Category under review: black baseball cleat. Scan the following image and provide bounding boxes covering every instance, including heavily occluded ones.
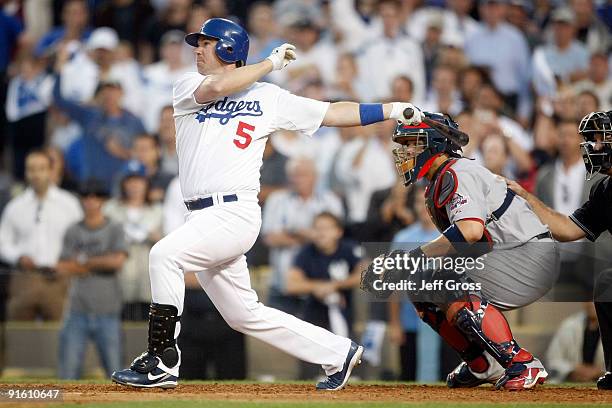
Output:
[447,362,489,388]
[597,372,612,390]
[316,341,364,391]
[112,352,178,389]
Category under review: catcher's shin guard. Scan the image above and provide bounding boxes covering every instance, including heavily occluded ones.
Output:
[415,302,490,374]
[446,296,535,388]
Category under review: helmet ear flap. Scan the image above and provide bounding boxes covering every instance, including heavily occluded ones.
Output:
[215,37,236,62]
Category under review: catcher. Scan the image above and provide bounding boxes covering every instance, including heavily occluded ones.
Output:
[362,112,560,390]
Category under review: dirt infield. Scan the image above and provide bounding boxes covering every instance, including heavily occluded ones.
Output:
[3,383,612,405]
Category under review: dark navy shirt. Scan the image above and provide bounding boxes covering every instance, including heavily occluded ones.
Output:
[293,240,362,330]
[0,12,23,72]
[53,74,146,190]
[570,176,612,242]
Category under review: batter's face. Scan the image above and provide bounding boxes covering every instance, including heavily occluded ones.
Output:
[194,37,224,75]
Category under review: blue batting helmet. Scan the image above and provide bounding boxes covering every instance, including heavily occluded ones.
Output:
[185,18,249,67]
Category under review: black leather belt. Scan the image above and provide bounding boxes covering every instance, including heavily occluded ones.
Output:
[533,231,552,240]
[184,194,238,211]
[487,189,516,224]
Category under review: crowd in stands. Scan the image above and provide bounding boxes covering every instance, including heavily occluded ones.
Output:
[0,0,611,381]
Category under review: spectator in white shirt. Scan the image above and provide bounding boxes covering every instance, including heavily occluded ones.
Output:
[334,120,397,224]
[481,133,510,176]
[535,119,592,274]
[273,17,338,91]
[422,64,463,116]
[576,89,600,121]
[532,8,590,99]
[357,0,426,103]
[330,0,383,53]
[141,30,190,133]
[391,75,415,104]
[328,53,368,102]
[464,0,531,123]
[60,27,144,117]
[408,0,478,47]
[467,83,534,178]
[246,2,285,64]
[575,53,612,111]
[262,157,344,316]
[570,0,612,53]
[0,150,82,320]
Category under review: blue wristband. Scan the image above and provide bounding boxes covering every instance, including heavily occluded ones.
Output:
[359,103,384,126]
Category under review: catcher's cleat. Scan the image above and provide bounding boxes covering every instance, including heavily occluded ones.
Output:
[316,341,364,391]
[495,358,548,390]
[111,352,178,389]
[597,372,612,390]
[447,353,505,388]
[447,362,488,388]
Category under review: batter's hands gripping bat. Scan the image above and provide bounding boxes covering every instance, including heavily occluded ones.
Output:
[402,108,470,147]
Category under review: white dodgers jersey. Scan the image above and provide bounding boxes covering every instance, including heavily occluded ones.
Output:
[173,72,330,200]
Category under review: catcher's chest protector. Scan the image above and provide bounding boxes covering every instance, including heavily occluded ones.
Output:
[425,158,493,249]
[425,158,459,232]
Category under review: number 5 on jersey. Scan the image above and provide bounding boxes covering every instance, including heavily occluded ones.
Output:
[234,121,254,149]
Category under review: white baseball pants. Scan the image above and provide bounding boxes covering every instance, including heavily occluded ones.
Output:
[149,191,351,376]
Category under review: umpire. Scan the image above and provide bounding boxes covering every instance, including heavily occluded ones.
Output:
[508,110,612,389]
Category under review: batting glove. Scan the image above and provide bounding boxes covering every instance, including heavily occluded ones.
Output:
[267,43,297,71]
[390,102,423,126]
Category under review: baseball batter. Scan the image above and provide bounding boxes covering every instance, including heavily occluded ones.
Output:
[361,113,560,390]
[111,18,423,390]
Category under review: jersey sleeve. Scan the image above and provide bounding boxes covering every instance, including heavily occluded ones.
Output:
[172,72,207,116]
[271,89,330,137]
[569,178,609,242]
[445,170,488,225]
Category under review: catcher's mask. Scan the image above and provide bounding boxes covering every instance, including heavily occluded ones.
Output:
[578,111,612,180]
[392,112,462,186]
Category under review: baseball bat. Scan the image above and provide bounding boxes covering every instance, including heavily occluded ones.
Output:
[402,108,470,147]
